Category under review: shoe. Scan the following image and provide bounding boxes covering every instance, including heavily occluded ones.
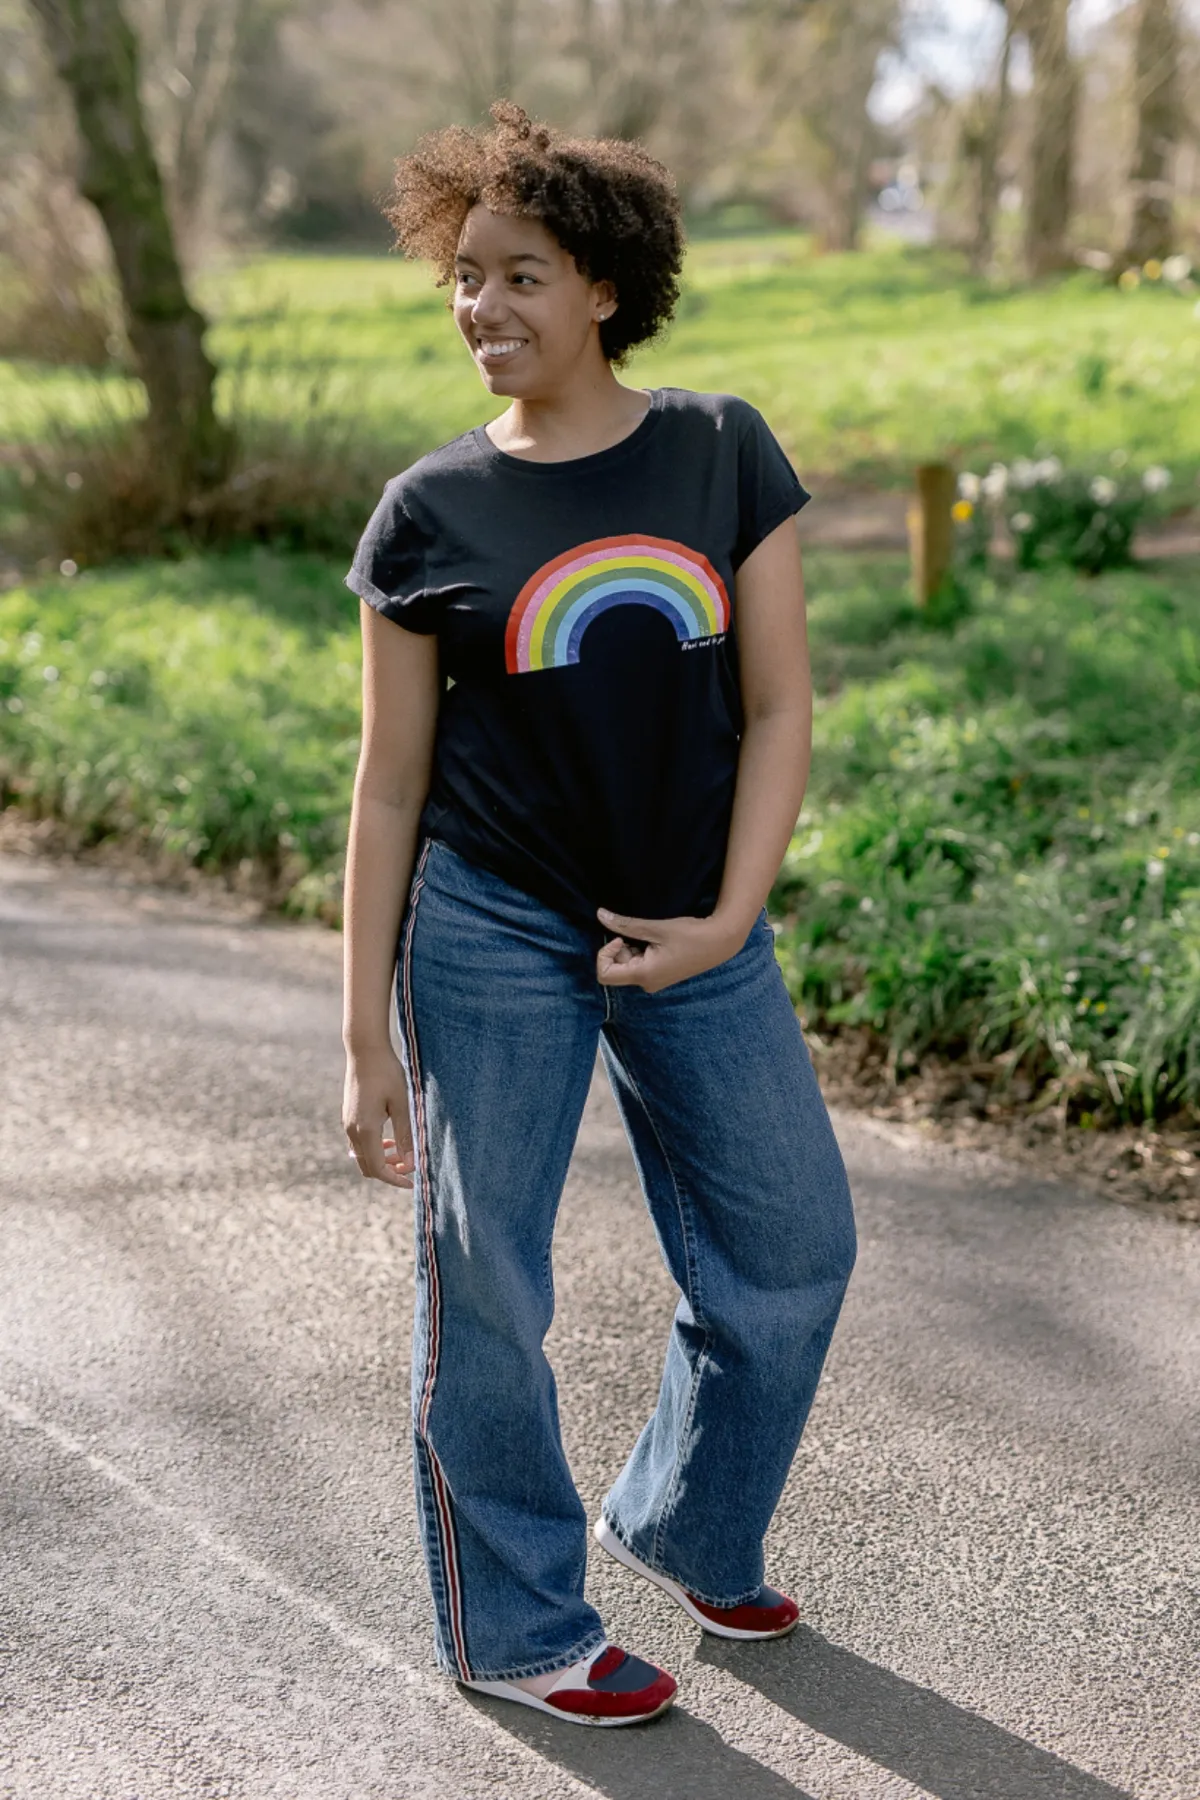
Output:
[594,1517,800,1641]
[462,1641,677,1726]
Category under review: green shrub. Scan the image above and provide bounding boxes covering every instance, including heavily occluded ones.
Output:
[778,556,1200,1122]
[0,552,361,919]
[956,457,1174,576]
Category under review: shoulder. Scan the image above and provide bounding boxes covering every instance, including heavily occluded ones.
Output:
[654,386,767,439]
[381,427,490,521]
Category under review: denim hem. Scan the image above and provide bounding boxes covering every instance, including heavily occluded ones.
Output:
[600,1508,766,1611]
[444,1628,609,1685]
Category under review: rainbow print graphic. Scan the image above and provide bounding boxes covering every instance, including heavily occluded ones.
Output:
[505,534,730,675]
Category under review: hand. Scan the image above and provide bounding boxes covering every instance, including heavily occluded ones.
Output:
[343,1045,416,1188]
[596,908,744,994]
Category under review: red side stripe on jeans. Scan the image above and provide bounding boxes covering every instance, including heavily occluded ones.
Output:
[400,842,471,1681]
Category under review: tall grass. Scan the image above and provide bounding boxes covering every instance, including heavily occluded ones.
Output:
[779,554,1200,1121]
[0,352,415,569]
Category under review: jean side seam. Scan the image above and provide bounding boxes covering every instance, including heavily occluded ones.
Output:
[607,1032,712,1570]
[454,1629,609,1685]
[400,840,472,1684]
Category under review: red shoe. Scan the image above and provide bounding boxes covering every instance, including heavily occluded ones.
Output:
[594,1518,800,1641]
[463,1641,677,1726]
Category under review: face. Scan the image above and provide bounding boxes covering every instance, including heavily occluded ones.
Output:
[452,205,616,397]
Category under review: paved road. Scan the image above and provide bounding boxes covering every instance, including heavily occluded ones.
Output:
[2,854,1198,1800]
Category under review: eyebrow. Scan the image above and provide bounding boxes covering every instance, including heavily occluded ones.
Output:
[454,251,553,268]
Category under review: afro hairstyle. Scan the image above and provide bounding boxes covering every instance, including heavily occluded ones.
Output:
[385,101,685,366]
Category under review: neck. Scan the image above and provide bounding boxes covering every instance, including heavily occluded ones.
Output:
[490,360,650,462]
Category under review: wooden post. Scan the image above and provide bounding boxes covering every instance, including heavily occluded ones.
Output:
[908,463,957,606]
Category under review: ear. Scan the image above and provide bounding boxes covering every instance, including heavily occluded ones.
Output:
[591,279,618,323]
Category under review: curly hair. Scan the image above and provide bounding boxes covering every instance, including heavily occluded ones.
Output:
[385,101,685,366]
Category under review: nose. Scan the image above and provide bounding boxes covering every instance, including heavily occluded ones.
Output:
[469,276,510,329]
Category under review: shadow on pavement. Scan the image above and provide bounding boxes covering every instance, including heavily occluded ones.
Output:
[698,1628,1134,1800]
[460,1691,817,1799]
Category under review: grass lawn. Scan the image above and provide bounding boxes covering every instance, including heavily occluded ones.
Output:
[2,234,1199,492]
[3,545,1199,1123]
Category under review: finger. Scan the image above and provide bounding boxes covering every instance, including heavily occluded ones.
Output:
[345,1127,413,1187]
[598,962,647,988]
[596,942,640,980]
[598,937,639,969]
[597,907,660,941]
[598,946,657,987]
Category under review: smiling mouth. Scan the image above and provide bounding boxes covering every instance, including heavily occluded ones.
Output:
[476,337,528,360]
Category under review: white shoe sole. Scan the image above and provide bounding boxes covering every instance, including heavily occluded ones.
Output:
[593,1517,800,1641]
[460,1674,674,1726]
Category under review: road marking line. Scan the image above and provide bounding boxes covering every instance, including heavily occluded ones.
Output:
[0,1388,601,1796]
[0,1386,418,1672]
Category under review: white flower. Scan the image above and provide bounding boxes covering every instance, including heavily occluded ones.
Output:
[1011,457,1037,489]
[958,472,981,502]
[1011,511,1033,532]
[981,462,1008,500]
[1146,859,1166,881]
[1163,254,1192,284]
[1142,465,1172,494]
[1034,456,1063,484]
[1089,475,1118,504]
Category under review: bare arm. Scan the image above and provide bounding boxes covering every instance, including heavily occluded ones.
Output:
[712,514,811,938]
[597,516,810,989]
[342,601,440,1185]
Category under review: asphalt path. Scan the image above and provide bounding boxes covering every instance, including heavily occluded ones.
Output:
[2,854,1198,1800]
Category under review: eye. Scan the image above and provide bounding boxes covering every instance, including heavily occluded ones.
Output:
[511,273,538,286]
[455,270,480,289]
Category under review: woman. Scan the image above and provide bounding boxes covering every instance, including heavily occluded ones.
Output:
[342,101,856,1728]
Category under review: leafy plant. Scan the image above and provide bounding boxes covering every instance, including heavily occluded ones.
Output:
[955,457,1174,576]
[776,553,1200,1123]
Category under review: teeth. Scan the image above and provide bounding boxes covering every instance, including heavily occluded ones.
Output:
[478,339,525,356]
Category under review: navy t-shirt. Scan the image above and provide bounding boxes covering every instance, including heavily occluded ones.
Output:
[345,386,808,926]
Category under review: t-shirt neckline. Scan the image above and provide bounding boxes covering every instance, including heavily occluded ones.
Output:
[472,387,663,475]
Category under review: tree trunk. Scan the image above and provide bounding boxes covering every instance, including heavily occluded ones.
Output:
[971,8,1013,276]
[29,0,230,491]
[1124,0,1182,267]
[827,144,868,252]
[1020,0,1077,278]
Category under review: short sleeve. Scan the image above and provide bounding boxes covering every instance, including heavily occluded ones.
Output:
[733,404,810,569]
[344,480,439,634]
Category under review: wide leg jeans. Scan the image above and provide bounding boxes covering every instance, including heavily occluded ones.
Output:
[396,838,856,1682]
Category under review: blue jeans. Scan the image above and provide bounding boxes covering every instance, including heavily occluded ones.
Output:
[395,838,856,1682]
